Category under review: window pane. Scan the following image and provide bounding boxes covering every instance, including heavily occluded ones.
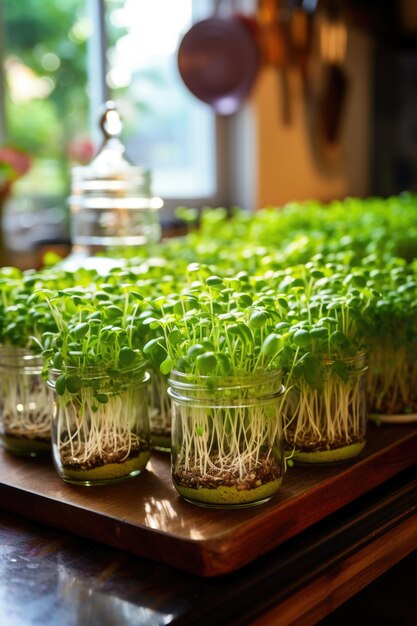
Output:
[104,0,216,200]
[2,0,90,206]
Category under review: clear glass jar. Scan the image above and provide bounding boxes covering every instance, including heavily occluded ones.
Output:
[62,102,163,273]
[148,368,171,452]
[0,346,53,457]
[366,344,417,423]
[47,363,151,485]
[168,369,285,509]
[285,352,367,463]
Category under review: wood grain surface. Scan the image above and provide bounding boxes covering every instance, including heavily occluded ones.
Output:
[250,513,417,626]
[0,422,416,577]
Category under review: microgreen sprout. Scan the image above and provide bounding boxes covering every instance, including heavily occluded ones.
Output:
[36,280,151,483]
[0,266,90,456]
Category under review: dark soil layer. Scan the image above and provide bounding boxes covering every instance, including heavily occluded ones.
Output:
[60,442,149,472]
[2,433,51,457]
[3,428,50,443]
[173,455,281,491]
[150,430,171,451]
[285,432,365,453]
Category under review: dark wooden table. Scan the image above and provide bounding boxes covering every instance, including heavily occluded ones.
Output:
[1,434,417,625]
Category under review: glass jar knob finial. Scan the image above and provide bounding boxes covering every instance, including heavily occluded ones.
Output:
[61,99,162,272]
[99,101,123,140]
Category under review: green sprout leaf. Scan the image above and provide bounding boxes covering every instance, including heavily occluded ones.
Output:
[332,359,349,382]
[249,309,269,328]
[66,374,82,393]
[55,375,67,396]
[195,352,217,374]
[310,327,328,340]
[330,330,349,347]
[160,357,174,376]
[206,275,223,287]
[167,330,182,345]
[261,333,282,357]
[293,329,311,348]
[73,322,89,339]
[119,346,136,367]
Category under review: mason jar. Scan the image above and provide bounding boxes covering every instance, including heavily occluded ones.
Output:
[69,167,162,252]
[285,351,367,463]
[148,368,172,452]
[366,345,417,423]
[0,346,53,457]
[47,363,151,485]
[168,369,285,508]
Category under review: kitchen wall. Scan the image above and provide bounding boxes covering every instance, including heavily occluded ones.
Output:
[239,26,374,209]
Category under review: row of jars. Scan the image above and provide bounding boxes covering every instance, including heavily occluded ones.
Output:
[0,346,371,508]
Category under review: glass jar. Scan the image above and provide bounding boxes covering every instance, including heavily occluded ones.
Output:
[168,369,285,509]
[366,344,417,423]
[285,352,367,463]
[62,102,163,273]
[47,363,151,485]
[0,346,53,457]
[148,368,171,452]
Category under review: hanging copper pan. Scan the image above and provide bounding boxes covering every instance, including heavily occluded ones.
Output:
[177,3,259,116]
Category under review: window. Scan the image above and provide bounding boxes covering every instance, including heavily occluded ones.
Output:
[0,0,224,246]
[0,0,89,252]
[103,0,218,203]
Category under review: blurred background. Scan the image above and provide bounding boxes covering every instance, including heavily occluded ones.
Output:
[0,0,416,268]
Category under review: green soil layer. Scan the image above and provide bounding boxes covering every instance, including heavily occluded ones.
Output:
[58,450,151,486]
[151,433,171,452]
[2,434,51,458]
[376,413,417,424]
[293,440,366,464]
[173,478,283,508]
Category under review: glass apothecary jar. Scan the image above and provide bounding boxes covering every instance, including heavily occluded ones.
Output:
[47,363,151,485]
[0,346,53,457]
[168,369,285,509]
[148,368,172,452]
[285,351,367,463]
[63,102,163,273]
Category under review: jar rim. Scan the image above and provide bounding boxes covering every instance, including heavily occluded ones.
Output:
[168,367,282,387]
[48,360,148,378]
[46,367,150,391]
[319,350,367,367]
[167,383,285,406]
[0,346,43,366]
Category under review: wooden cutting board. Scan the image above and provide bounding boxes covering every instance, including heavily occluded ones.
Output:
[1,422,416,577]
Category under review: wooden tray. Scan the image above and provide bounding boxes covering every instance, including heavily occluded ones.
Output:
[1,422,416,577]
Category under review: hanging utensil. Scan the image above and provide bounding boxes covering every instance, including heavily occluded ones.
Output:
[318,5,349,145]
[304,2,349,172]
[177,0,260,116]
[289,6,312,93]
[257,0,292,125]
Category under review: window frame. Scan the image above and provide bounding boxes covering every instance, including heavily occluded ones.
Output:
[88,0,237,217]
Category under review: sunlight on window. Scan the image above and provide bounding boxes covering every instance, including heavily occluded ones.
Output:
[111,0,190,60]
[106,0,216,201]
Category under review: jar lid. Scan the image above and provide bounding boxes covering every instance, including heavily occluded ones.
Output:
[71,101,151,195]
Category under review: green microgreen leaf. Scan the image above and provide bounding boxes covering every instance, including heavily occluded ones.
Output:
[160,357,174,376]
[55,375,67,396]
[293,329,311,348]
[195,352,217,374]
[66,374,82,393]
[119,347,136,367]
